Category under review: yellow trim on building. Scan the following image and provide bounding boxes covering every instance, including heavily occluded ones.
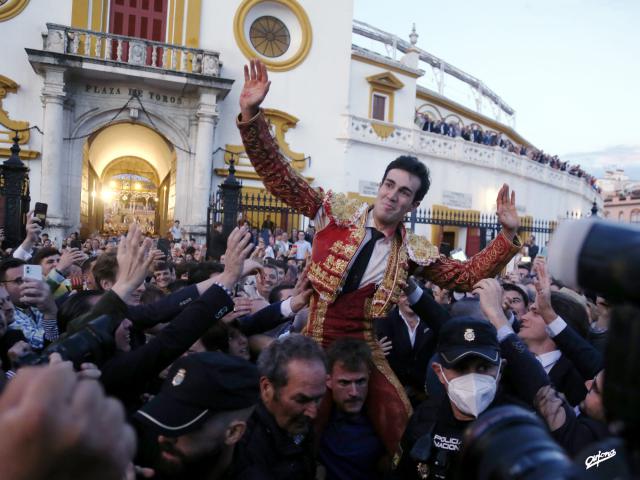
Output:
[367,72,403,125]
[185,0,201,47]
[0,75,30,145]
[0,0,30,22]
[352,52,423,79]
[233,0,312,72]
[173,0,186,65]
[429,204,481,246]
[101,0,109,32]
[90,0,103,30]
[224,108,308,172]
[71,0,89,28]
[173,0,185,44]
[371,123,396,139]
[0,75,40,159]
[167,0,176,44]
[416,88,533,149]
[0,148,39,160]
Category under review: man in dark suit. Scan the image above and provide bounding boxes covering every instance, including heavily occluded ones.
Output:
[517,290,590,406]
[528,235,539,260]
[375,283,450,406]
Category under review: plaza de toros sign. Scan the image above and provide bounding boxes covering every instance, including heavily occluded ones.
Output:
[84,84,184,105]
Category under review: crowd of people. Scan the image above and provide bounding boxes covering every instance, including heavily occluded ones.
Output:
[418,113,601,193]
[0,59,633,480]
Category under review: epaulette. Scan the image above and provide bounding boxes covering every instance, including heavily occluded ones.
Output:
[405,232,440,266]
[323,191,369,227]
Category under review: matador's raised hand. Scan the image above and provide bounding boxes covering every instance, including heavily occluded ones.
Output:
[240,59,271,121]
[496,183,519,240]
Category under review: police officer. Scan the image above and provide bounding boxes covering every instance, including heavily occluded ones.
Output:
[395,317,504,479]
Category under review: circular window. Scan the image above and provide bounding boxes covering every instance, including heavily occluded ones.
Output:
[0,0,30,22]
[234,0,312,71]
[250,15,291,58]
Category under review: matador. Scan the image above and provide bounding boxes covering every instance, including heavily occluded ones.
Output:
[237,60,521,455]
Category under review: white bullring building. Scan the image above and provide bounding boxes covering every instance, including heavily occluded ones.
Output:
[0,0,600,247]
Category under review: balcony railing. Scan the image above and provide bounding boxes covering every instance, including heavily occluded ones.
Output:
[42,23,220,76]
[345,115,596,199]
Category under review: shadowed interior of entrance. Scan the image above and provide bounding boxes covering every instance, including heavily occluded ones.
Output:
[80,121,176,237]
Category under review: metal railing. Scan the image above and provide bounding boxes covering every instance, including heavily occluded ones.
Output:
[207,189,311,237]
[353,20,515,122]
[42,23,221,76]
[208,184,592,257]
[345,115,599,201]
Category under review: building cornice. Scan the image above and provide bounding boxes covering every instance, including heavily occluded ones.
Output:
[351,46,424,79]
[26,49,234,96]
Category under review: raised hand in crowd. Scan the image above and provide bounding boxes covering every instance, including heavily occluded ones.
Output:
[533,260,557,324]
[473,278,509,330]
[0,358,135,480]
[240,59,271,121]
[111,223,154,302]
[495,184,519,240]
[505,270,521,284]
[214,226,254,290]
[16,212,42,255]
[242,258,264,278]
[56,247,87,276]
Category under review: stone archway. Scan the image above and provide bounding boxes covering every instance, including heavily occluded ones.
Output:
[80,122,176,236]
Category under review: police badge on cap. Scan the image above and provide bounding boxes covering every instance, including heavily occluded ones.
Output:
[172,368,186,386]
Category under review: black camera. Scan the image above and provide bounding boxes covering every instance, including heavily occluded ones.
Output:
[455,405,572,480]
[14,315,119,369]
[548,219,640,304]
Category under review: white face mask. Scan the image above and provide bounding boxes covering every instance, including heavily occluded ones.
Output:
[440,362,500,418]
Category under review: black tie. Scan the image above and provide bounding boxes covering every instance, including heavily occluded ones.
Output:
[342,228,384,294]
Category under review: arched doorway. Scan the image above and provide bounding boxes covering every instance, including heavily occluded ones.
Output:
[100,157,159,235]
[80,122,176,236]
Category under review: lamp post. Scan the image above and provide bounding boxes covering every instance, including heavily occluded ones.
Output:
[0,132,30,249]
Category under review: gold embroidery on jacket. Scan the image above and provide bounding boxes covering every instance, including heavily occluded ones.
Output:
[406,232,440,266]
[326,192,369,226]
[306,295,328,345]
[362,300,413,416]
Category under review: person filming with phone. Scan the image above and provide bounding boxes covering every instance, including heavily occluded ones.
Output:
[0,257,59,351]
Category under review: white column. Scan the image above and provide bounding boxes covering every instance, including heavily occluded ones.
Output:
[189,89,218,231]
[40,66,68,237]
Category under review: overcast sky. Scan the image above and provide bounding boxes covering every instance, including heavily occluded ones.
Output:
[353,0,640,179]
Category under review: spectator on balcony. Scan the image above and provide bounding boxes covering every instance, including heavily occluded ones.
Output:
[421,114,434,132]
[461,125,471,141]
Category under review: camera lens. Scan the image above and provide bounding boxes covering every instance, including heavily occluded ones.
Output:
[455,405,571,480]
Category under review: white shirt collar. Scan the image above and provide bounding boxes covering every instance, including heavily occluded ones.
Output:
[398,309,419,347]
[365,210,394,241]
[536,350,562,373]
